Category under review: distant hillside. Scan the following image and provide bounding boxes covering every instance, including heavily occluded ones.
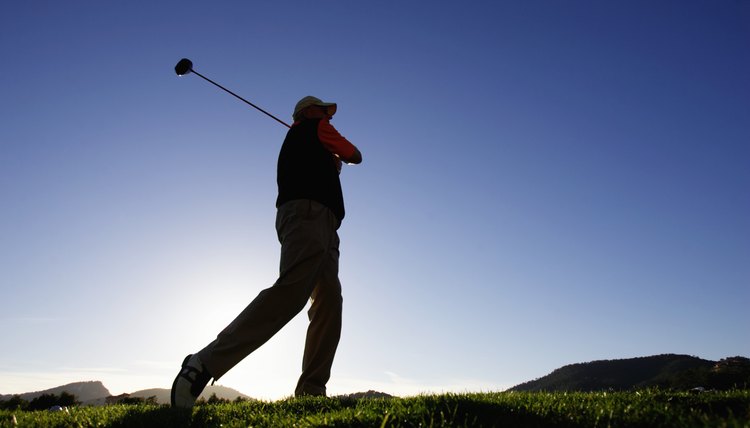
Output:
[126,385,252,405]
[511,354,750,392]
[2,382,250,406]
[340,390,394,399]
[0,381,110,403]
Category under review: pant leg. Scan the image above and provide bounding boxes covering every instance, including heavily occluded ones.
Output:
[295,231,343,396]
[196,200,337,380]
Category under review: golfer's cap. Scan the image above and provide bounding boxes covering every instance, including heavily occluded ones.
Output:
[293,96,337,118]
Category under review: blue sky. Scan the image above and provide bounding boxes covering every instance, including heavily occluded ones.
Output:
[1,1,748,399]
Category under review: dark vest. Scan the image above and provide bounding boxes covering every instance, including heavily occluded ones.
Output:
[276,119,345,222]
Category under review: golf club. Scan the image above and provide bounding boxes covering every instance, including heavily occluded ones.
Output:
[174,58,291,128]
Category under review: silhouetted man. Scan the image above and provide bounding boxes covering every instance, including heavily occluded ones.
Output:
[171,96,362,407]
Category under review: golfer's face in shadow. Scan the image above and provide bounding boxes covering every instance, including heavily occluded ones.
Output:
[303,105,334,120]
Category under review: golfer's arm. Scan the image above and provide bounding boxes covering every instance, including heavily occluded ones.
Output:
[318,120,362,165]
[342,147,362,164]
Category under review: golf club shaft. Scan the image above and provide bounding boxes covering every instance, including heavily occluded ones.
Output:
[190,69,291,128]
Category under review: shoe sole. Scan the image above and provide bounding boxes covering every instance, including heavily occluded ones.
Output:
[170,354,193,408]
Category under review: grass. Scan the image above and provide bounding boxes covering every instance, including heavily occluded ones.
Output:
[1,389,748,427]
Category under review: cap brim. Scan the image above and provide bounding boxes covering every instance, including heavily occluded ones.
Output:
[319,103,337,116]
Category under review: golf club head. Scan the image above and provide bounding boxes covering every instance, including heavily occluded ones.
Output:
[175,58,193,76]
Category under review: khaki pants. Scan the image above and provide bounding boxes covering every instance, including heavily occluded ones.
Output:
[196,199,343,396]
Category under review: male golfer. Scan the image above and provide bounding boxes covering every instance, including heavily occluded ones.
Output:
[171,96,362,407]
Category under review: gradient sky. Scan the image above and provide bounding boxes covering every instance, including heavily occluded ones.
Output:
[1,1,748,400]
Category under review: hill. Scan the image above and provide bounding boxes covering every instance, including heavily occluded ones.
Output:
[0,381,110,403]
[510,354,750,392]
[127,385,251,405]
[2,382,250,406]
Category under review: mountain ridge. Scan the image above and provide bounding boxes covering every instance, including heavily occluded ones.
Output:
[510,354,750,392]
[0,381,110,403]
[0,382,251,406]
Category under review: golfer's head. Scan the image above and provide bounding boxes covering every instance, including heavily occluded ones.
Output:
[293,96,337,121]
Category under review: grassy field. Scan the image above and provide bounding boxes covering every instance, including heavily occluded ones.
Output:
[1,390,748,427]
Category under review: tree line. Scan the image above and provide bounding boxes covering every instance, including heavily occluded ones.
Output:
[0,392,250,409]
[0,392,78,411]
